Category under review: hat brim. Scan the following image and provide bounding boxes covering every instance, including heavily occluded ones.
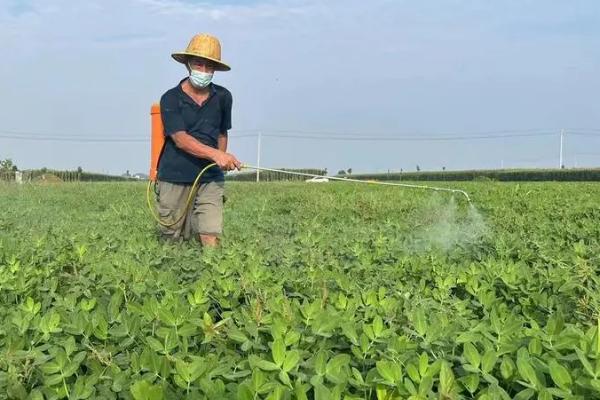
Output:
[171,52,231,71]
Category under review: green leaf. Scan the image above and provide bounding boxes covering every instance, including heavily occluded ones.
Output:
[326,354,351,385]
[516,352,539,389]
[418,352,429,377]
[341,323,359,345]
[146,336,163,352]
[272,338,286,367]
[175,359,192,382]
[548,359,572,390]
[61,335,77,356]
[229,328,249,343]
[282,350,300,372]
[500,357,515,380]
[327,354,351,371]
[237,383,253,400]
[111,371,128,392]
[164,330,179,351]
[596,318,600,356]
[439,362,456,397]
[45,373,64,386]
[80,298,96,312]
[482,372,499,385]
[463,364,480,373]
[460,373,480,394]
[189,358,206,381]
[514,388,535,400]
[249,355,279,371]
[412,309,427,337]
[373,316,384,338]
[130,380,164,400]
[278,370,292,388]
[63,351,86,378]
[294,379,309,400]
[528,338,542,356]
[575,348,597,378]
[252,369,266,391]
[406,363,420,383]
[266,386,286,400]
[108,291,123,322]
[39,362,61,375]
[463,343,480,368]
[418,374,433,396]
[284,330,301,346]
[486,384,511,400]
[590,379,600,392]
[376,360,402,385]
[177,323,197,337]
[27,389,44,400]
[481,350,498,373]
[351,367,365,385]
[314,384,333,400]
[71,376,94,399]
[546,312,564,336]
[203,312,213,327]
[314,351,328,375]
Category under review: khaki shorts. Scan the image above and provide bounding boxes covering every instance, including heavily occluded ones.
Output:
[156,180,225,240]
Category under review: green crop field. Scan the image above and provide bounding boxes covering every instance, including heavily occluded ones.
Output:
[1,181,599,400]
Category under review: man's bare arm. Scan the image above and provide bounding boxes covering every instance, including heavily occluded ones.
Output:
[218,132,228,152]
[171,131,240,170]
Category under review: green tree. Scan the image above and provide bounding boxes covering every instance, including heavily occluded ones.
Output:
[0,158,16,171]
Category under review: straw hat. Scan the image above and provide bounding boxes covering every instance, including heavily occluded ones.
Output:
[171,34,231,71]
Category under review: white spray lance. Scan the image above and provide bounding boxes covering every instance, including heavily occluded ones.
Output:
[240,164,472,202]
[147,162,471,227]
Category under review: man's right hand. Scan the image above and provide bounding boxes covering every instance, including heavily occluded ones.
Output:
[212,151,242,171]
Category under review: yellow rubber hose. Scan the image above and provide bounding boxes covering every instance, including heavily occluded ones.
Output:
[146,163,217,227]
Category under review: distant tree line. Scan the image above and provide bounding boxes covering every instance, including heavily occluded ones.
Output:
[0,166,135,183]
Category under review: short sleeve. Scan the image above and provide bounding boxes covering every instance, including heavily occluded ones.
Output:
[160,91,186,136]
[220,90,233,133]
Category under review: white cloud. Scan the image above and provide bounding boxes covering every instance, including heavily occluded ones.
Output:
[134,0,316,21]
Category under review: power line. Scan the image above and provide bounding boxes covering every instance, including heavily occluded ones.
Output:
[566,131,600,137]
[2,128,600,143]
[0,132,258,142]
[565,128,600,132]
[0,134,147,142]
[237,128,555,137]
[262,132,557,141]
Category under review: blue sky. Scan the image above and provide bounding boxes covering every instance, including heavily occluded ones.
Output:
[1,0,599,174]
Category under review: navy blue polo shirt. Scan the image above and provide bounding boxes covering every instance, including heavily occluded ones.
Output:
[157,79,232,183]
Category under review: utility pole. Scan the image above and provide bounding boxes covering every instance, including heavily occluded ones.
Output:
[256,132,262,182]
[559,129,564,169]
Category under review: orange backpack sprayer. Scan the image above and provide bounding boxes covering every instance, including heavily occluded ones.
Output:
[149,103,164,182]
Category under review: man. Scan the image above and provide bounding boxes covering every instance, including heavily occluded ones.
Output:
[157,34,241,247]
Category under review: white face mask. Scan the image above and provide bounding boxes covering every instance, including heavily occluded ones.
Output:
[188,65,213,89]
